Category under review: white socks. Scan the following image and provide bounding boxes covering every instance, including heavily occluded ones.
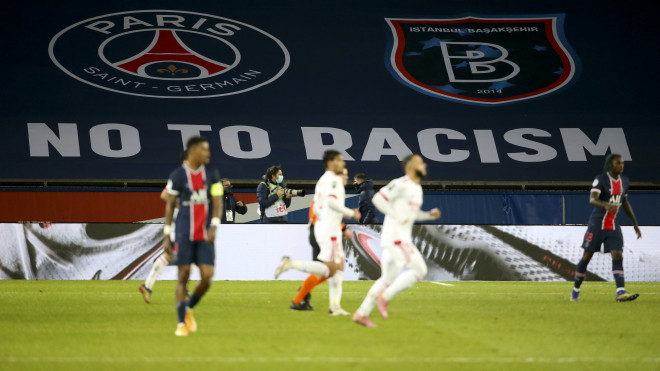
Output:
[329,270,343,309]
[291,261,330,277]
[357,278,387,316]
[145,254,168,290]
[383,270,419,301]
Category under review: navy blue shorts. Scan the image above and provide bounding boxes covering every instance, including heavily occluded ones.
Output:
[173,238,215,266]
[582,226,623,253]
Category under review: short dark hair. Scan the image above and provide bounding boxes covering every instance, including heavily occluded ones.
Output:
[322,150,341,168]
[401,154,415,170]
[354,173,367,181]
[603,153,622,172]
[179,149,188,162]
[265,165,282,182]
[186,136,208,150]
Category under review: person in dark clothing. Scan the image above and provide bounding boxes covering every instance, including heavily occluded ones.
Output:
[221,179,248,224]
[354,173,379,224]
[256,165,292,223]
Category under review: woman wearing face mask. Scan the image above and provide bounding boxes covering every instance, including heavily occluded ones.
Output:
[256,165,292,223]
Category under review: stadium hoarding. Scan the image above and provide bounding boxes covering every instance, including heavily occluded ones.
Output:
[0,1,658,182]
[0,223,657,282]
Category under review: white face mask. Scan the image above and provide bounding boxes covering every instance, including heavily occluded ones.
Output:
[276,175,284,183]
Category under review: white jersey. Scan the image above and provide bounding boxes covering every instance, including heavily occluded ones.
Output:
[312,171,349,237]
[377,175,423,244]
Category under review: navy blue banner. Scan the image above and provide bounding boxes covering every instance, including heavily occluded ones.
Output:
[1,1,658,181]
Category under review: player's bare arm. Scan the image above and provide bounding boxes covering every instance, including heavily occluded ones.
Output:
[589,191,618,214]
[163,193,177,254]
[621,196,642,239]
[207,183,223,243]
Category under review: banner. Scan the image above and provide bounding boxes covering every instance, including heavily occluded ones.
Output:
[1,223,657,281]
[0,1,658,182]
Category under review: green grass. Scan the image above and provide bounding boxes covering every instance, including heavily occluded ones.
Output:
[0,281,658,371]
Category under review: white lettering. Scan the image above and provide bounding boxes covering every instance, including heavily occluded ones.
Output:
[28,123,80,157]
[560,128,632,161]
[89,124,141,158]
[85,21,114,34]
[167,124,213,147]
[418,128,469,162]
[473,129,500,163]
[219,126,271,159]
[300,127,355,160]
[361,128,412,161]
[504,128,557,162]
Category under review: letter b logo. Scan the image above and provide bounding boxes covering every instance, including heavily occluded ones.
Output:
[440,42,520,83]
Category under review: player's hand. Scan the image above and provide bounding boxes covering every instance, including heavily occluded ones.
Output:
[164,236,173,255]
[604,204,619,215]
[206,226,216,243]
[352,208,361,221]
[276,188,285,198]
[343,228,353,240]
[429,208,441,219]
[634,225,642,239]
[285,193,293,198]
[236,201,244,207]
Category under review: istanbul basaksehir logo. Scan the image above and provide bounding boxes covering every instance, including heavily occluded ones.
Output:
[385,15,579,105]
[49,10,290,98]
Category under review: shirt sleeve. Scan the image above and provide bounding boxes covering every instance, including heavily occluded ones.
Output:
[590,176,604,195]
[377,179,400,201]
[166,170,183,196]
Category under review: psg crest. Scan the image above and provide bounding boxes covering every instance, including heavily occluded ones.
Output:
[385,15,578,105]
[49,10,290,98]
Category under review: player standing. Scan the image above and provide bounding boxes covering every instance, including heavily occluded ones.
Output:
[163,136,223,336]
[274,150,360,314]
[353,154,440,327]
[571,154,642,302]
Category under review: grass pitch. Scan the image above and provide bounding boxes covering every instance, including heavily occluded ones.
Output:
[0,280,658,371]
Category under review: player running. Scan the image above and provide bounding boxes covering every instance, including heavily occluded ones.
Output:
[353,154,440,328]
[571,154,642,302]
[274,150,360,315]
[139,150,188,304]
[163,136,223,336]
[290,167,354,314]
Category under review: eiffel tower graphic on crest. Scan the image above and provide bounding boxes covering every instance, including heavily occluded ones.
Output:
[114,30,230,78]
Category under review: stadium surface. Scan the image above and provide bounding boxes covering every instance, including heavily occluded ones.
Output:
[1,281,658,371]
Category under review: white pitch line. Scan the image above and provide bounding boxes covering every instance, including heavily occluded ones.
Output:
[2,356,659,364]
[430,281,455,286]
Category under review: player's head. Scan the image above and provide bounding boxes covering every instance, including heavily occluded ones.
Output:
[604,153,624,175]
[340,167,349,186]
[402,154,427,179]
[186,136,210,165]
[323,150,345,175]
[354,173,367,185]
[179,149,189,163]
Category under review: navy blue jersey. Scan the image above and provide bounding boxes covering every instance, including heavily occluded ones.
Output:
[166,164,221,241]
[588,173,629,231]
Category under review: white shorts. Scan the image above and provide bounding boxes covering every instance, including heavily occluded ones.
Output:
[379,239,427,282]
[315,232,343,264]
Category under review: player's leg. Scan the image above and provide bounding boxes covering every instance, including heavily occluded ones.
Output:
[276,235,337,279]
[186,240,216,331]
[175,264,191,336]
[328,258,349,315]
[291,227,326,309]
[609,235,639,302]
[354,246,404,326]
[379,243,427,317]
[140,251,172,303]
[572,229,599,301]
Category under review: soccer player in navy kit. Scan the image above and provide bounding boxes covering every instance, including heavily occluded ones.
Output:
[163,136,224,336]
[571,154,642,302]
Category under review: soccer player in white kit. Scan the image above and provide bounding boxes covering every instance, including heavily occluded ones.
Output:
[353,154,441,328]
[274,150,360,314]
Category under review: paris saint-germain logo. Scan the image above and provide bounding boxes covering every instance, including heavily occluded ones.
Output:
[49,10,290,98]
[385,15,579,105]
